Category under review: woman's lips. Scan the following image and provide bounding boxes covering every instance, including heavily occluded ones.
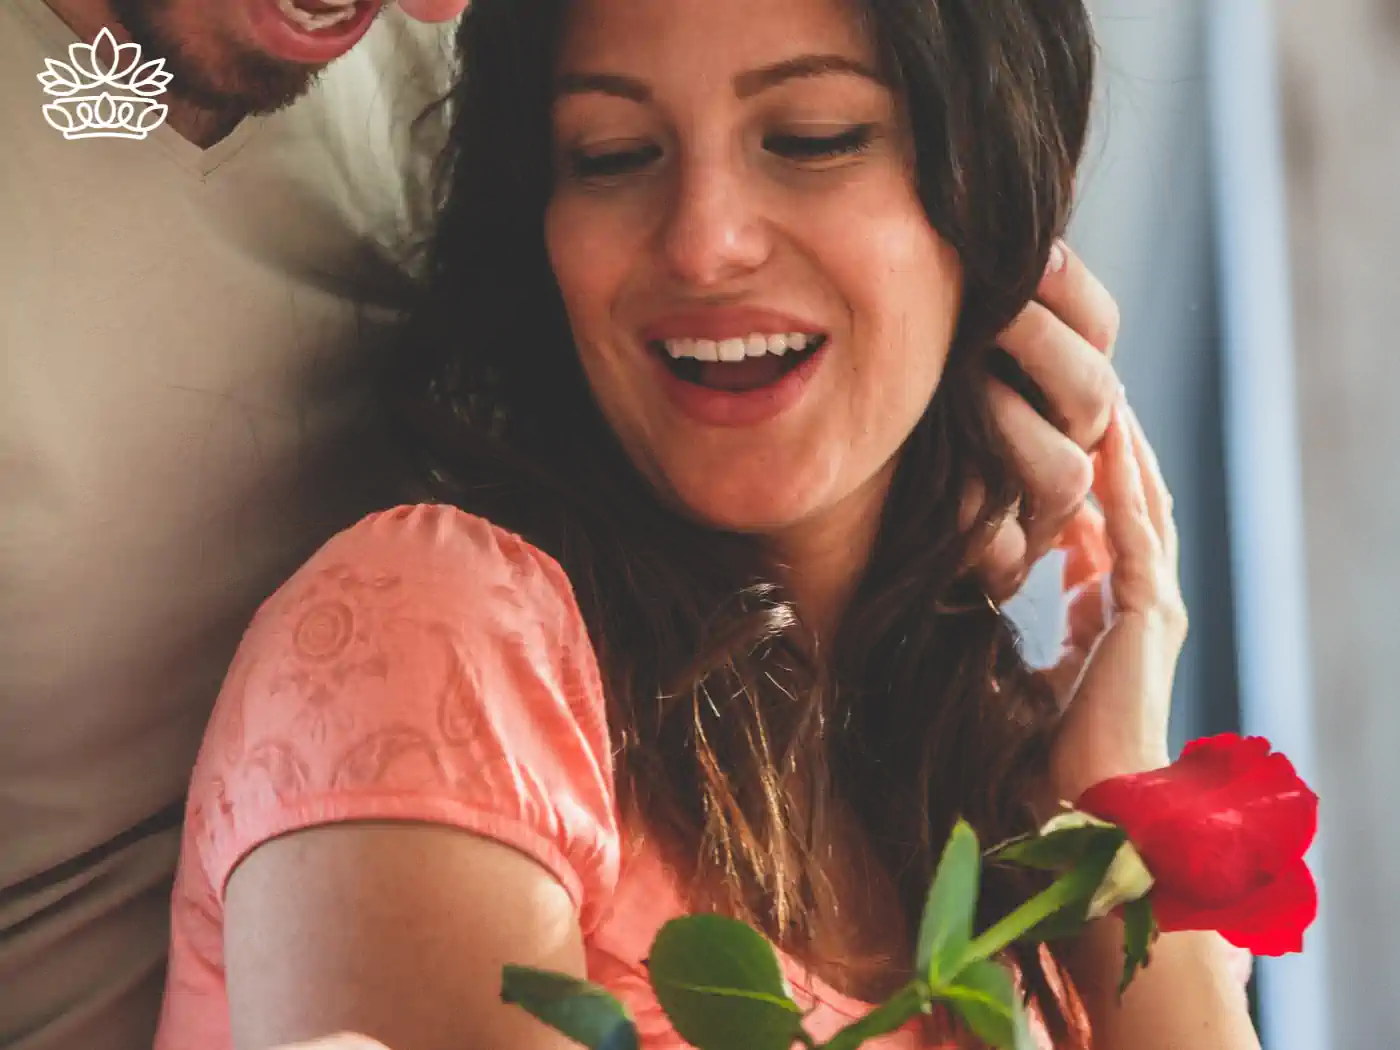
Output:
[650,336,830,428]
[639,306,830,426]
[242,0,382,65]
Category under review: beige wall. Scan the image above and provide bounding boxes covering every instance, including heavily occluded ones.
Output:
[1278,0,1400,1042]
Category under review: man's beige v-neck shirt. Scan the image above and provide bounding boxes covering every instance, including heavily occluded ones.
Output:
[0,4,455,1046]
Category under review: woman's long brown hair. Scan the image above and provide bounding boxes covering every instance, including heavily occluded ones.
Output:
[387,0,1098,1044]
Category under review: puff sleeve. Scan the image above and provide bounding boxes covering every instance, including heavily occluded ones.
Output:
[187,503,620,932]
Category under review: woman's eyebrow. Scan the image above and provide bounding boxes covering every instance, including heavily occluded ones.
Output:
[733,53,883,98]
[555,72,650,103]
[554,54,882,104]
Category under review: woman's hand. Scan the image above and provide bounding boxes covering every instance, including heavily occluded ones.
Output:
[271,1038,391,1050]
[1050,408,1259,1050]
[1047,399,1186,805]
[973,241,1122,600]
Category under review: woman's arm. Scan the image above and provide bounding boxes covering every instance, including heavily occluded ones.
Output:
[1046,403,1261,1048]
[1064,921,1260,1050]
[226,823,587,1050]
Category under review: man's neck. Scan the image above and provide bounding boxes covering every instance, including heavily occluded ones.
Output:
[160,96,248,149]
[42,0,249,147]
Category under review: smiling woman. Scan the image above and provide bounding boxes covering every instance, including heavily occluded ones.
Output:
[544,5,964,547]
[150,0,1254,1048]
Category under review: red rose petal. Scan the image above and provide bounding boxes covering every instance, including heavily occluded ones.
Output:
[1153,859,1317,956]
[1139,814,1277,909]
[1077,735,1318,879]
[1076,734,1319,954]
[1176,737,1319,859]
[1177,733,1274,787]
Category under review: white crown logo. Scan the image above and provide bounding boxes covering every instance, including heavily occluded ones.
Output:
[37,27,173,140]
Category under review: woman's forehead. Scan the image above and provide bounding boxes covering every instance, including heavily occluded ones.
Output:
[555,0,877,77]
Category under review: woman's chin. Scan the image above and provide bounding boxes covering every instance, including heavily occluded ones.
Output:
[668,489,819,539]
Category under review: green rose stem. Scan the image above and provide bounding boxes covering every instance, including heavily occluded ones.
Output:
[960,867,1095,966]
[502,827,1123,1050]
[818,983,932,1050]
[814,867,1100,1050]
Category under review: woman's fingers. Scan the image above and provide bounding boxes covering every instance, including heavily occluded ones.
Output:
[1065,574,1111,654]
[272,1037,392,1050]
[1123,403,1176,560]
[1094,403,1161,613]
[1058,501,1111,594]
[1094,399,1187,636]
[996,301,1120,452]
[987,378,1095,560]
[1037,240,1121,356]
[972,242,1122,598]
[996,241,1122,452]
[980,517,1031,601]
[960,477,1030,600]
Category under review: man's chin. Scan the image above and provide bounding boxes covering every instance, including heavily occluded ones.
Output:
[109,0,324,118]
[165,56,321,118]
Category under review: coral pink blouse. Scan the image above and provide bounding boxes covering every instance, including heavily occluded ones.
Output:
[155,503,1109,1049]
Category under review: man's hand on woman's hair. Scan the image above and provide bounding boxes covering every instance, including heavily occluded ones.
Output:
[973,240,1122,600]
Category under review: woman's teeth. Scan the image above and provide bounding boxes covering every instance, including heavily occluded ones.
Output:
[275,0,359,32]
[662,332,817,362]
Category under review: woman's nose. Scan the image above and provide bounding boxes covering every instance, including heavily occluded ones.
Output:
[659,155,772,288]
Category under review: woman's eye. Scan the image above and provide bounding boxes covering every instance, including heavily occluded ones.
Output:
[764,124,875,162]
[566,144,662,181]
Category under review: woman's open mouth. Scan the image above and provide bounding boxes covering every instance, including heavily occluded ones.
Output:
[245,0,382,65]
[650,332,827,393]
[645,330,831,428]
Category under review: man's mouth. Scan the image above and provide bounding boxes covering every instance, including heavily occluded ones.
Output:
[650,332,828,393]
[243,0,382,66]
[273,0,363,33]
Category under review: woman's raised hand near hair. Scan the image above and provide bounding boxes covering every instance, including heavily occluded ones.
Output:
[1047,404,1261,1050]
[973,241,1122,600]
[1048,398,1185,806]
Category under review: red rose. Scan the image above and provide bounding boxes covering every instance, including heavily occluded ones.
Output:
[1075,733,1319,955]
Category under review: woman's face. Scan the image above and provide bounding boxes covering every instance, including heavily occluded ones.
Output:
[545,0,963,537]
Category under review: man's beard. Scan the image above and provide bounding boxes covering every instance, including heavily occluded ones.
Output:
[108,0,325,116]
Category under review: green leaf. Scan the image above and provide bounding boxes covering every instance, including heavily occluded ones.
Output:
[646,914,805,1050]
[1118,896,1159,997]
[987,824,1125,873]
[501,966,639,1050]
[819,982,929,1050]
[915,819,981,986]
[941,960,1035,1050]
